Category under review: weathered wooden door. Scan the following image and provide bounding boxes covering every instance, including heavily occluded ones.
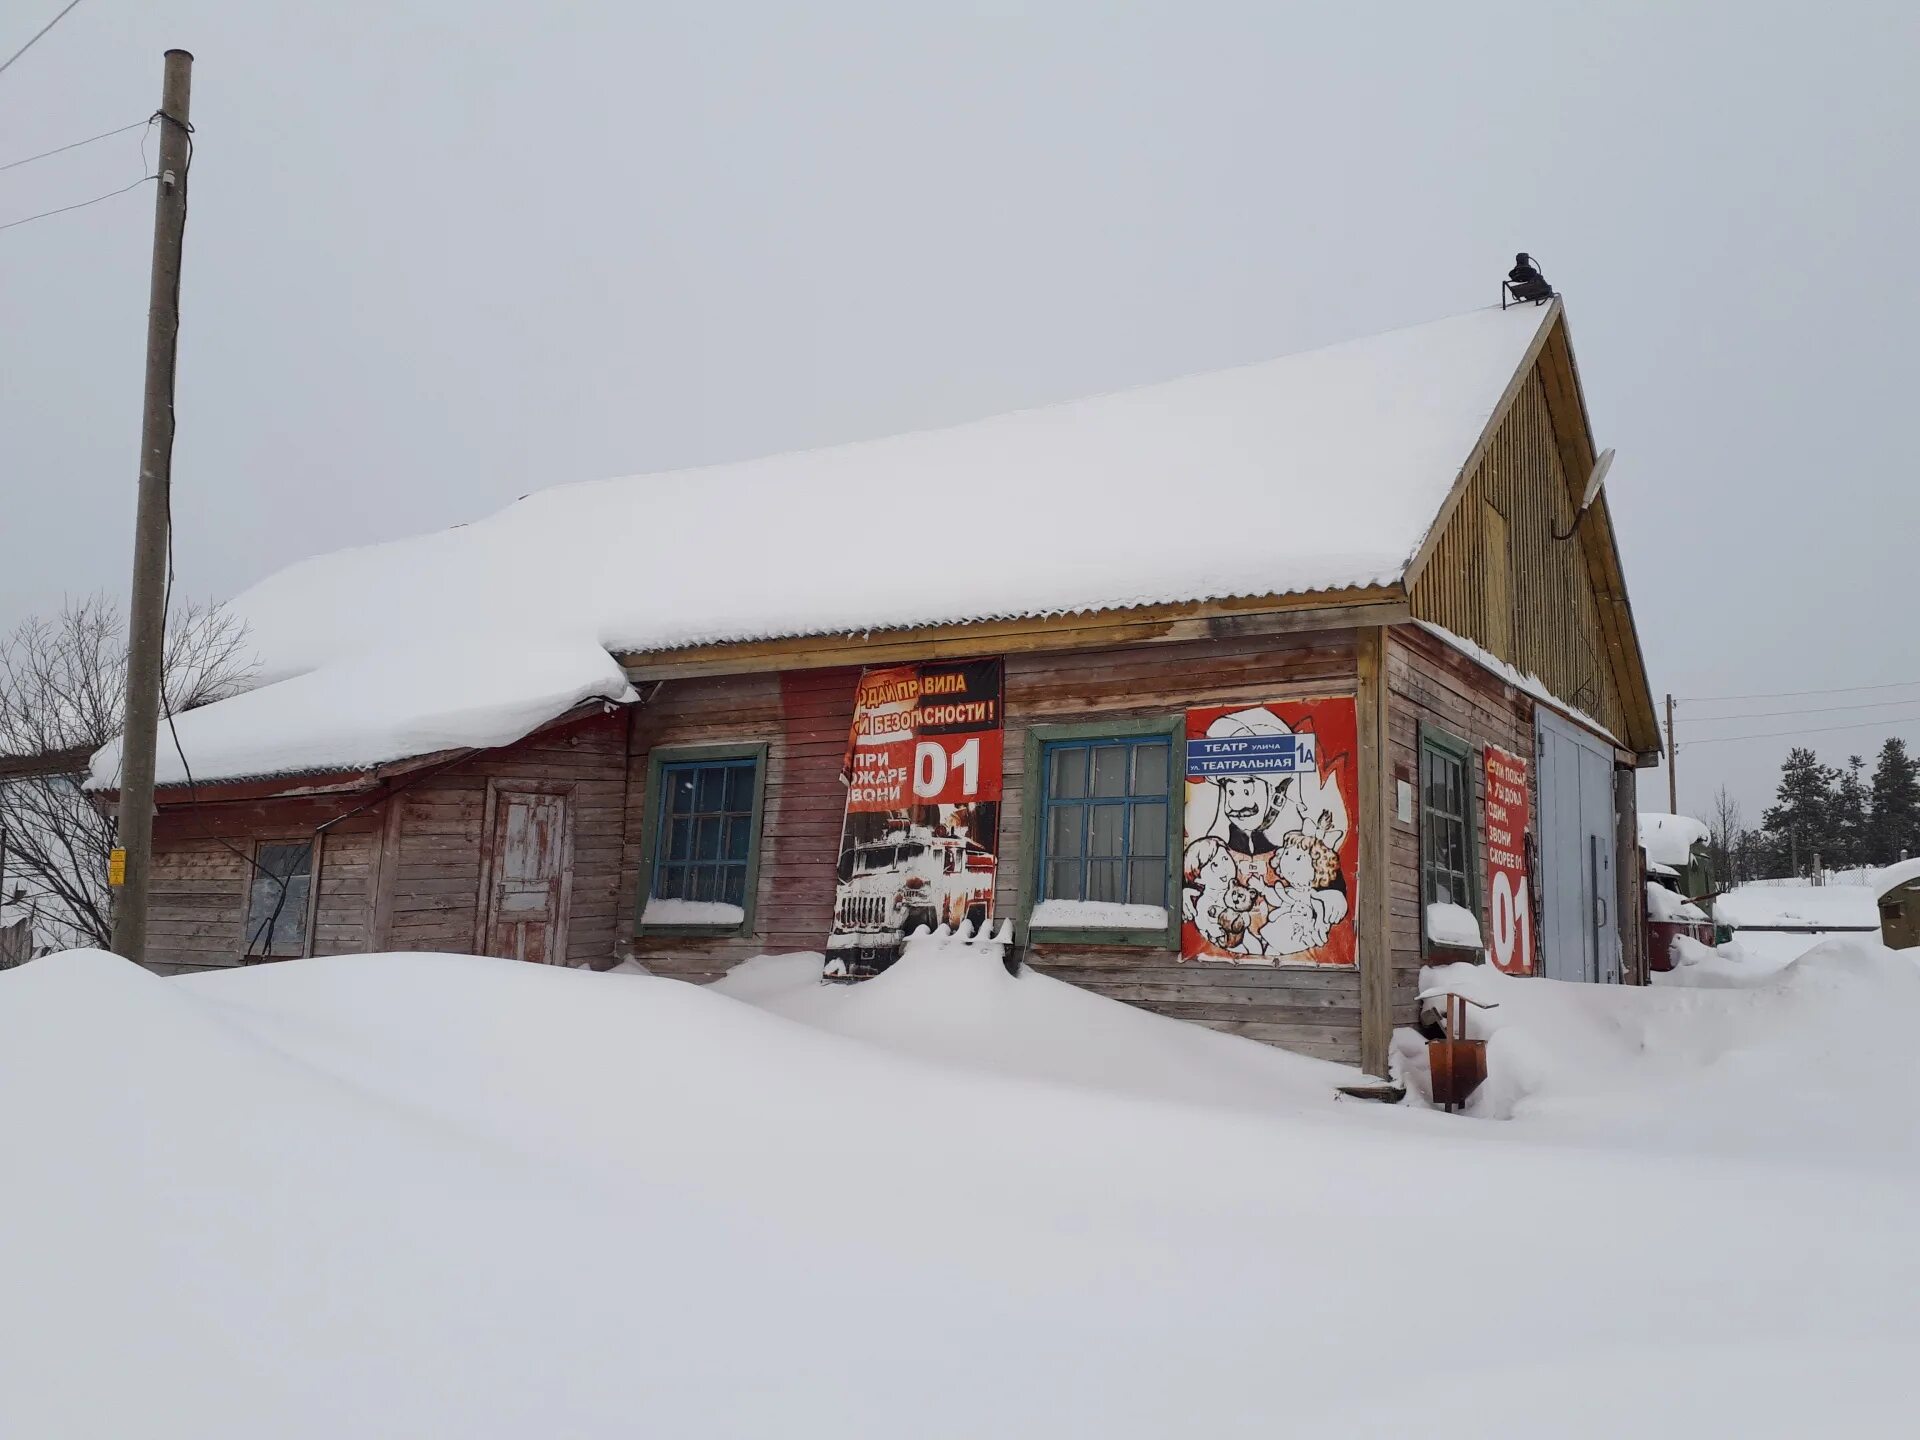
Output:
[479,784,575,964]
[1534,709,1620,984]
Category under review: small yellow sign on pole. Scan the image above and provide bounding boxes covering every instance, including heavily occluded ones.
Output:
[108,847,127,888]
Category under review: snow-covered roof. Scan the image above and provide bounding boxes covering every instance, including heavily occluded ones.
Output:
[91,302,1555,789]
[1645,883,1709,925]
[1874,858,1920,902]
[1713,883,1882,932]
[1638,813,1710,869]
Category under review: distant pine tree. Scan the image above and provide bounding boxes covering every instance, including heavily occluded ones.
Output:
[1832,755,1870,868]
[1761,746,1841,877]
[1868,737,1920,865]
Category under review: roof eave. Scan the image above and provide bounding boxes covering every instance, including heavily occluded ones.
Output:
[617,586,1411,680]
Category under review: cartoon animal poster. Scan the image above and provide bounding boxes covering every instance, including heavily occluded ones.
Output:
[1180,698,1359,967]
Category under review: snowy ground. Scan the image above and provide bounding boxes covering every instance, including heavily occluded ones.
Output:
[4,933,1918,1437]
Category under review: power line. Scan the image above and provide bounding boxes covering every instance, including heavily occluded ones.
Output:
[0,0,88,80]
[0,173,152,234]
[0,117,147,173]
[1684,694,1920,725]
[1679,679,1920,705]
[1681,713,1920,746]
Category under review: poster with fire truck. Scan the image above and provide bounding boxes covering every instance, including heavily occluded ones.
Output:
[1180,697,1359,966]
[827,658,1003,977]
[1483,745,1534,974]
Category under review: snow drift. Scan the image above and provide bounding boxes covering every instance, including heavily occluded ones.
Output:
[5,936,1918,1437]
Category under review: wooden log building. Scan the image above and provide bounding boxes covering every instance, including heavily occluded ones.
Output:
[95,297,1659,1076]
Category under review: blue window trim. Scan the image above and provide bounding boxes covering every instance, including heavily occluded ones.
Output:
[636,742,769,938]
[1020,716,1184,949]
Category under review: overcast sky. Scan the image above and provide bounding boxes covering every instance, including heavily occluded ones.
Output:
[3,1,1916,820]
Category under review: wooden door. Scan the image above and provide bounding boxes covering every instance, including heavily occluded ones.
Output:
[479,784,575,964]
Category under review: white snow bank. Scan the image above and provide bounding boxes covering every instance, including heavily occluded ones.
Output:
[1425,900,1484,950]
[1397,940,1920,1169]
[9,942,1920,1435]
[1637,811,1710,869]
[1645,882,1708,924]
[640,897,745,926]
[1028,898,1168,931]
[714,930,1355,1113]
[90,631,635,788]
[1714,882,1881,932]
[97,304,1552,787]
[1654,935,1793,988]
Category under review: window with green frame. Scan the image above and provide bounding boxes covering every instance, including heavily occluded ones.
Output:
[1420,726,1477,914]
[1022,717,1182,943]
[637,742,769,933]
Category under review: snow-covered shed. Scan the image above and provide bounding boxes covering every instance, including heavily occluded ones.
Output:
[1874,859,1920,951]
[97,296,1660,1073]
[1638,811,1712,896]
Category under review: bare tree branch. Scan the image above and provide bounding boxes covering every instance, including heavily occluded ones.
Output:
[0,595,253,948]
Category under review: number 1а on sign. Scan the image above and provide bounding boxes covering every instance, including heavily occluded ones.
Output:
[1184,731,1317,777]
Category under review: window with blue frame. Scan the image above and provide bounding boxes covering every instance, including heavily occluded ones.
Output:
[1037,736,1171,905]
[651,757,758,908]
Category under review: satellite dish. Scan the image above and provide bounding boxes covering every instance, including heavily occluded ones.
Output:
[1577,448,1615,516]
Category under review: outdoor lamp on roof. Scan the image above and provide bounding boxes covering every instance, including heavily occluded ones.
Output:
[1502,252,1555,308]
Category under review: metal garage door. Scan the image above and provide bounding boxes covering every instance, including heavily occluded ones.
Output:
[1534,708,1621,984]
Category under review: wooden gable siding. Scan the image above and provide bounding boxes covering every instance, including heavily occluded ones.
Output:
[1383,624,1533,1025]
[624,631,1368,1063]
[1408,366,1629,743]
[142,711,629,974]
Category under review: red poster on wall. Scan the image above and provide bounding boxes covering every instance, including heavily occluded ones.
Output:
[1483,745,1534,975]
[827,659,1004,978]
[1180,696,1360,967]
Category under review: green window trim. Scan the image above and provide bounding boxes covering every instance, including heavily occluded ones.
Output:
[636,741,770,938]
[1417,722,1480,952]
[1020,715,1184,949]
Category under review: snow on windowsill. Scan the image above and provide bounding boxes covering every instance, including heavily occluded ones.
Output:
[1425,902,1484,951]
[641,898,745,928]
[1029,900,1169,932]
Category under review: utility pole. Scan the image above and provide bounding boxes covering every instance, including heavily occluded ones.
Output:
[110,49,193,963]
[1664,693,1678,814]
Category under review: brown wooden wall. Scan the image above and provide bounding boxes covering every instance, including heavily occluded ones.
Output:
[143,711,629,975]
[1409,366,1629,742]
[1384,625,1534,1025]
[148,793,382,976]
[141,626,1557,1068]
[628,630,1371,1063]
[625,668,857,978]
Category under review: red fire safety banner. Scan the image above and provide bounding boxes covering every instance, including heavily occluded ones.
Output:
[827,659,1004,977]
[1483,745,1534,975]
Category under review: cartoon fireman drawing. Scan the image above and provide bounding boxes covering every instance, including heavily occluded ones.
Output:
[1181,706,1350,962]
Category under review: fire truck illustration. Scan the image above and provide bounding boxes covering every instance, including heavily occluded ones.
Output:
[833,823,995,938]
